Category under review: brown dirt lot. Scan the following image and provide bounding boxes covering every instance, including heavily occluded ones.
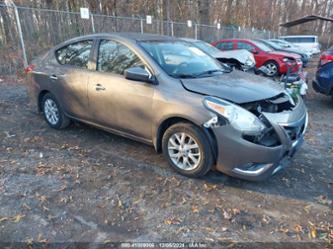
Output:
[0,59,332,248]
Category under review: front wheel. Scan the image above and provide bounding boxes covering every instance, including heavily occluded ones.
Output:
[42,93,70,129]
[162,123,213,178]
[264,61,279,77]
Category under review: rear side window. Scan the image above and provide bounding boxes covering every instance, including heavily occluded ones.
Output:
[97,40,143,75]
[56,40,93,68]
[216,42,234,50]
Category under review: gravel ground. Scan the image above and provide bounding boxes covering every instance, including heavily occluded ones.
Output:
[0,60,332,248]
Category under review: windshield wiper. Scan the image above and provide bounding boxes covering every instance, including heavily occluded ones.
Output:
[194,69,225,78]
[170,73,198,79]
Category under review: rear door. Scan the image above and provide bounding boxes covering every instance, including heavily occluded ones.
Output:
[87,39,154,140]
[51,39,94,119]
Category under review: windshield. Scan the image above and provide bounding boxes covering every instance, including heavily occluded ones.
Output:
[271,39,297,48]
[264,40,283,49]
[252,41,273,52]
[140,41,226,78]
[193,41,221,55]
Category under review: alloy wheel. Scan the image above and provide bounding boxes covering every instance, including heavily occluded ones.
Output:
[167,132,202,171]
[265,63,278,76]
[44,98,59,125]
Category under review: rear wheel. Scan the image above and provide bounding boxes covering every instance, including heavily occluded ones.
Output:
[42,93,70,129]
[162,123,213,177]
[264,61,279,77]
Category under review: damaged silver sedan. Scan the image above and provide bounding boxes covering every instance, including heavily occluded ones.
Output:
[27,33,308,181]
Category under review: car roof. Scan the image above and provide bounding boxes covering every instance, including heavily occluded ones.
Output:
[179,37,199,42]
[218,39,253,42]
[279,35,318,38]
[66,32,178,42]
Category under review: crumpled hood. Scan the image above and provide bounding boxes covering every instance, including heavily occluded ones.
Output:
[213,49,255,64]
[181,70,285,104]
[214,49,255,64]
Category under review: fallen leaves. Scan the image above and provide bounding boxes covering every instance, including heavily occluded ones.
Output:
[262,215,272,225]
[280,220,333,242]
[36,163,70,176]
[164,216,182,225]
[56,183,67,192]
[22,203,31,211]
[203,183,218,192]
[60,143,87,157]
[0,217,8,223]
[35,193,48,204]
[221,208,241,221]
[294,224,304,233]
[12,214,25,223]
[23,136,43,144]
[303,204,312,214]
[191,206,199,213]
[0,214,25,223]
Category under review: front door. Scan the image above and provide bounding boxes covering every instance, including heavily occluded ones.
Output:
[87,39,154,140]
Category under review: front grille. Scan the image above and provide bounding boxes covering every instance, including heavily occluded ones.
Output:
[241,93,295,115]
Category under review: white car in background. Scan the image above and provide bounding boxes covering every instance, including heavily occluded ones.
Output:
[279,35,320,55]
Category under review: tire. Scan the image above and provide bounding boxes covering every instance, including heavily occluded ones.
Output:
[41,93,70,129]
[162,122,213,178]
[264,61,279,77]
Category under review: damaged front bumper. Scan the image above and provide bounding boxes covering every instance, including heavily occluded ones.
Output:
[211,97,308,181]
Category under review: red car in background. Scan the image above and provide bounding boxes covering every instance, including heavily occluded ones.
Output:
[212,39,302,77]
[319,45,333,67]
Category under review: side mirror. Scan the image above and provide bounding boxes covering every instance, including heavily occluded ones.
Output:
[124,67,155,84]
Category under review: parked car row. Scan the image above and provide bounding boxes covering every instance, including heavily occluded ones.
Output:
[212,38,304,77]
[26,33,308,181]
[258,39,310,67]
[180,38,256,72]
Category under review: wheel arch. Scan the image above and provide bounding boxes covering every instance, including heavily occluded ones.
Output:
[264,59,279,67]
[154,116,218,163]
[38,90,50,112]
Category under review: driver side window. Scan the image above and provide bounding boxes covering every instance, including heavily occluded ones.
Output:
[97,40,144,75]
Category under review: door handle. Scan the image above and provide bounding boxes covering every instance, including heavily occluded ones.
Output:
[49,74,58,80]
[95,84,105,91]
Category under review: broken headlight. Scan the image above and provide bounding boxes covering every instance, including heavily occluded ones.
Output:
[203,96,266,135]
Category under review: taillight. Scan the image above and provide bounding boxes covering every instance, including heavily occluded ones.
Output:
[24,64,36,74]
[319,53,333,66]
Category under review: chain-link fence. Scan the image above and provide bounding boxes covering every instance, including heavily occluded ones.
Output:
[0,3,276,75]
